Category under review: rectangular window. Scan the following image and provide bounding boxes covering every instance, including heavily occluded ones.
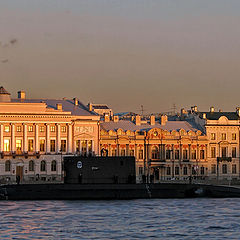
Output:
[222,164,227,174]
[166,166,171,175]
[222,133,226,141]
[121,149,125,157]
[175,150,179,159]
[40,139,45,152]
[76,140,80,152]
[232,164,237,174]
[50,140,56,152]
[232,133,237,141]
[16,139,22,151]
[28,125,33,132]
[183,166,188,175]
[28,139,34,152]
[200,150,205,159]
[232,147,237,158]
[4,126,10,133]
[112,149,117,156]
[200,166,205,175]
[129,150,134,156]
[222,147,227,157]
[50,126,55,132]
[138,150,143,159]
[139,167,143,175]
[4,139,10,152]
[211,133,216,140]
[61,140,66,152]
[191,150,196,159]
[175,166,179,175]
[183,150,188,160]
[166,150,171,159]
[211,147,216,158]
[192,166,197,175]
[40,126,45,132]
[211,164,216,174]
[61,126,66,133]
[88,140,92,153]
[16,126,21,132]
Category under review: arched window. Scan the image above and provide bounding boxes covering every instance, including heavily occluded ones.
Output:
[29,160,34,172]
[40,160,46,172]
[5,160,11,172]
[151,146,159,159]
[51,160,57,172]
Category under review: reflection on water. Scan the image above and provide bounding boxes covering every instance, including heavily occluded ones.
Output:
[0,199,239,239]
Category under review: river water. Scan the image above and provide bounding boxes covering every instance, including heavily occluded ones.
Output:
[0,199,239,239]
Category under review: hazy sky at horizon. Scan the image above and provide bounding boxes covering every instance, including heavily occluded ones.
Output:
[1,0,240,114]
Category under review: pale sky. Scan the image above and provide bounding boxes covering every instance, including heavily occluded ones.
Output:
[1,0,240,114]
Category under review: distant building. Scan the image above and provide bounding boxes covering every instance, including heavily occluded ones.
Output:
[0,87,100,183]
[88,103,113,117]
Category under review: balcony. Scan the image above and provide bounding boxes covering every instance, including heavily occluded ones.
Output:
[217,157,232,162]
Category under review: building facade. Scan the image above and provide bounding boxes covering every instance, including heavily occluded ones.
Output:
[0,87,100,183]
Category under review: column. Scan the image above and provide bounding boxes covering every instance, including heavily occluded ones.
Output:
[67,124,72,153]
[86,140,89,155]
[56,124,61,153]
[46,124,50,153]
[0,125,3,152]
[11,123,15,152]
[92,140,95,155]
[35,124,39,152]
[23,124,28,152]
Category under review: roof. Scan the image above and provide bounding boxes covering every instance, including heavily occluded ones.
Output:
[11,98,98,116]
[101,120,200,132]
[199,112,240,120]
[93,105,109,109]
[0,86,10,95]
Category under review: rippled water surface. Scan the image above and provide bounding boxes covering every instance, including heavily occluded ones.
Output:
[0,199,240,239]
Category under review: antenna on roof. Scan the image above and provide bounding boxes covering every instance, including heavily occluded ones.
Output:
[140,105,146,117]
[171,103,176,115]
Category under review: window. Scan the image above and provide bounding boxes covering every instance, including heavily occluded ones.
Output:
[40,160,46,172]
[51,160,57,171]
[88,141,92,153]
[28,139,34,152]
[16,126,21,132]
[222,164,227,174]
[76,140,80,152]
[191,150,196,159]
[40,139,45,152]
[192,166,197,175]
[175,150,179,159]
[16,139,22,151]
[151,147,159,159]
[138,150,143,159]
[5,160,10,172]
[211,164,216,174]
[232,133,237,141]
[112,149,117,156]
[221,133,226,141]
[121,149,125,157]
[175,166,179,175]
[50,140,56,152]
[28,126,33,132]
[4,139,10,152]
[4,126,10,133]
[221,147,227,157]
[139,167,143,175]
[183,166,188,175]
[29,160,34,172]
[129,150,134,156]
[232,147,237,158]
[166,166,171,175]
[61,126,66,133]
[183,150,188,160]
[211,133,216,140]
[232,164,237,174]
[39,126,45,132]
[50,126,55,132]
[200,150,205,159]
[61,140,66,152]
[211,147,216,158]
[166,150,171,159]
[200,166,205,175]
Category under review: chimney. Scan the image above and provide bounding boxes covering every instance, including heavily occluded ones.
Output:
[104,114,110,122]
[73,98,78,106]
[131,116,135,122]
[135,115,141,125]
[203,113,206,119]
[194,106,198,112]
[88,103,93,111]
[56,103,62,110]
[210,106,214,113]
[236,107,240,117]
[18,90,26,100]
[161,115,168,126]
[113,115,119,122]
[150,115,155,125]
